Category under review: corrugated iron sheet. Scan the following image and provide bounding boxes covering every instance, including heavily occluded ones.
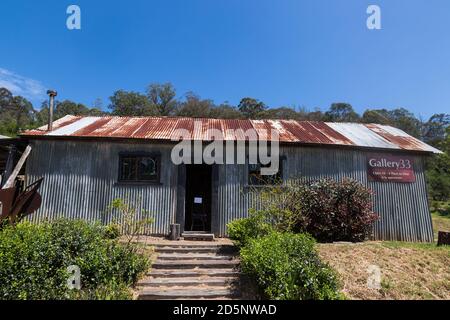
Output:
[213,145,434,241]
[22,116,441,153]
[26,139,434,241]
[26,140,177,235]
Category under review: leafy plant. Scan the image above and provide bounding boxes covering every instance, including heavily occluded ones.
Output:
[106,198,154,248]
[294,178,378,242]
[104,224,121,239]
[240,232,342,300]
[238,178,378,243]
[0,219,149,300]
[227,209,274,248]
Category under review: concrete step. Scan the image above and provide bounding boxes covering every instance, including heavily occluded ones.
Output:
[182,233,215,241]
[138,287,240,300]
[151,259,239,269]
[149,268,240,278]
[157,253,234,261]
[138,277,239,287]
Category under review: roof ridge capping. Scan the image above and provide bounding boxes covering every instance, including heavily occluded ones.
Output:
[20,115,442,154]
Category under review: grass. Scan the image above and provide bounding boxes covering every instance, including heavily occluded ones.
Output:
[317,212,449,300]
[318,241,449,300]
[432,211,450,241]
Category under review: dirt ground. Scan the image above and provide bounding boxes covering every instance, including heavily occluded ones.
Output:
[318,241,449,300]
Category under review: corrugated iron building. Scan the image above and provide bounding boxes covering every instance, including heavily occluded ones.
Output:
[21,116,441,242]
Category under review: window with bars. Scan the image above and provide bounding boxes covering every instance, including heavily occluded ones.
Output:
[118,153,160,183]
[248,157,283,186]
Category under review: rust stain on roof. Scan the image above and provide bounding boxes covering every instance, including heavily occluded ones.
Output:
[365,124,440,153]
[21,115,441,154]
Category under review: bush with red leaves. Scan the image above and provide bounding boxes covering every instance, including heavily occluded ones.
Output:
[294,178,378,242]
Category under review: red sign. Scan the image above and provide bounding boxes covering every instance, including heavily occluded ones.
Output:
[367,155,415,183]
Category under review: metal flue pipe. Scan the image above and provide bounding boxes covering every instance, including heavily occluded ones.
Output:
[46,90,57,131]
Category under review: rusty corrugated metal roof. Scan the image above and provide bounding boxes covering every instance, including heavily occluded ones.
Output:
[22,115,442,154]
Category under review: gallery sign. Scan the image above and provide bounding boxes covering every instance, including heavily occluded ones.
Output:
[367,154,415,183]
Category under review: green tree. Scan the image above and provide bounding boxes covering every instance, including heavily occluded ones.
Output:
[209,103,243,119]
[176,92,214,118]
[426,126,450,202]
[388,108,422,137]
[146,83,177,116]
[238,97,267,119]
[108,90,154,116]
[361,109,392,124]
[324,103,360,122]
[55,100,90,118]
[0,88,36,136]
[422,113,449,147]
[259,107,301,120]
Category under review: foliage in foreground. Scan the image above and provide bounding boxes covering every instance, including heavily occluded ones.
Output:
[229,178,378,245]
[0,219,149,300]
[293,179,378,242]
[227,209,275,248]
[240,232,342,300]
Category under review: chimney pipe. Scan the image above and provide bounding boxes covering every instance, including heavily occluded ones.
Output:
[47,90,57,131]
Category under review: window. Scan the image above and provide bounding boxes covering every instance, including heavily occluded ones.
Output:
[118,153,160,183]
[248,157,283,186]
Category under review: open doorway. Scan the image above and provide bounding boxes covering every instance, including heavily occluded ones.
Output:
[184,164,212,232]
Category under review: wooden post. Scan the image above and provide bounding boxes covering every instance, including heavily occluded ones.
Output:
[437,231,450,246]
[2,145,32,189]
[1,145,16,188]
[169,223,181,241]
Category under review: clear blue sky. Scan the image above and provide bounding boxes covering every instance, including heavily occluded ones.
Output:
[1,0,449,118]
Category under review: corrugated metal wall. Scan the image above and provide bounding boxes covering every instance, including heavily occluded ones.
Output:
[26,140,434,242]
[26,140,178,235]
[216,146,433,242]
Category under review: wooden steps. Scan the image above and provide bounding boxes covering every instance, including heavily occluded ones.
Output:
[139,287,239,300]
[181,232,215,241]
[149,269,240,278]
[138,277,238,287]
[157,253,235,261]
[137,242,241,300]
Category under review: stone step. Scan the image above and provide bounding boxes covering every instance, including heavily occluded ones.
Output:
[157,253,234,261]
[138,277,239,287]
[138,287,240,300]
[151,259,239,269]
[149,268,240,278]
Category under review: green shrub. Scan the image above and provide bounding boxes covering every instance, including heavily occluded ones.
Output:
[240,232,342,300]
[294,179,378,242]
[227,209,274,248]
[0,219,149,300]
[241,178,378,243]
[104,224,121,239]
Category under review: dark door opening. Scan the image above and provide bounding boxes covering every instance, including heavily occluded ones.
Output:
[185,164,212,232]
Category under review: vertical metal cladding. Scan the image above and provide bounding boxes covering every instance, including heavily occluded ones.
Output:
[216,145,433,242]
[26,140,177,235]
[26,139,433,242]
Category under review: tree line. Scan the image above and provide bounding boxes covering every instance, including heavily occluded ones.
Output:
[0,83,448,202]
[1,83,448,142]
